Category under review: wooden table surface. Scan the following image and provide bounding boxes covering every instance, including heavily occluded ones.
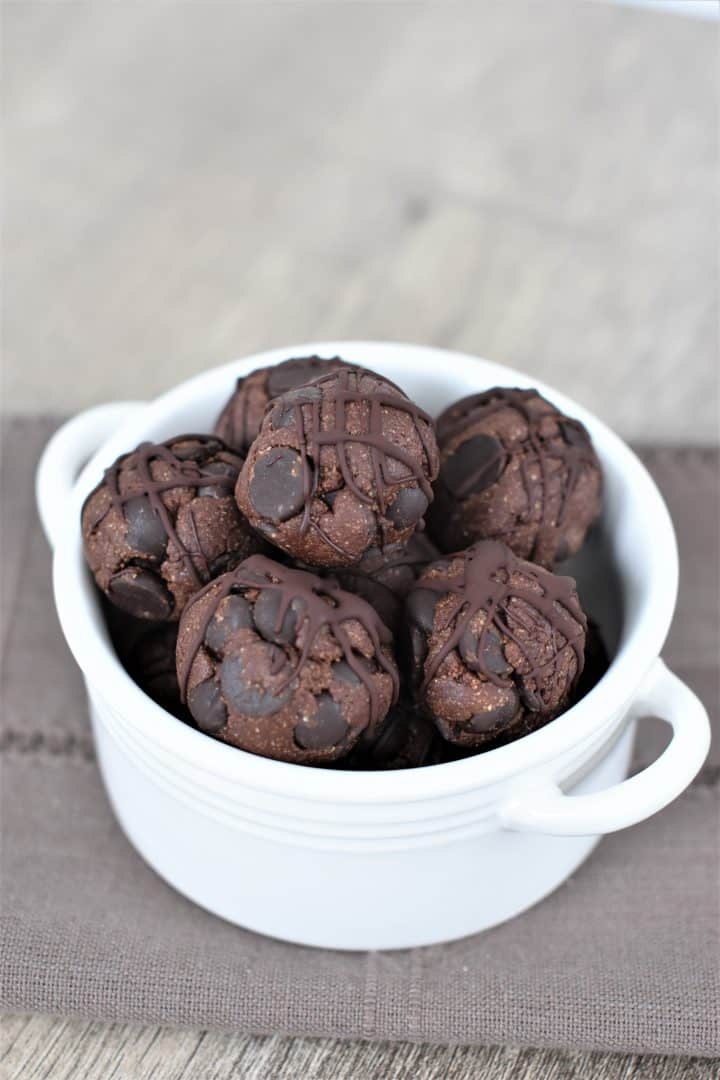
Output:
[1,1015,715,1080]
[2,1,717,1077]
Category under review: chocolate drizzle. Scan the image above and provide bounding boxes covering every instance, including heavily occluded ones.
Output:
[86,436,244,590]
[416,541,586,710]
[437,388,598,536]
[178,555,400,728]
[274,367,437,555]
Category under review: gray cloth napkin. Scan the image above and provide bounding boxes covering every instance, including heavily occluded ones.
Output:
[1,419,718,1056]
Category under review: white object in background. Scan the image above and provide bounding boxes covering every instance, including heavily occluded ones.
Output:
[36,342,711,950]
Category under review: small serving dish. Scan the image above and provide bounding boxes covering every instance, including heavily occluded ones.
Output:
[36,342,710,950]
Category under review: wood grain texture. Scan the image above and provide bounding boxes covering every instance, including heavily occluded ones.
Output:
[2,1,717,441]
[1,1015,716,1080]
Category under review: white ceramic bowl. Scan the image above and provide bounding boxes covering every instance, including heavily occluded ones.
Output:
[36,342,710,950]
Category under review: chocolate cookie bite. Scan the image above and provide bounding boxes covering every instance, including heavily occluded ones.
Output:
[82,435,263,621]
[407,540,587,749]
[176,555,399,765]
[236,367,440,567]
[215,355,350,455]
[428,388,602,567]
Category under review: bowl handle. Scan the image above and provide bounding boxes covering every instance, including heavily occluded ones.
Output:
[35,402,143,551]
[498,659,711,836]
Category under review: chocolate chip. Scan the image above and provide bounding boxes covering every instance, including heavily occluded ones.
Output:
[386,487,429,530]
[124,496,168,559]
[441,435,505,498]
[406,588,438,634]
[189,679,228,732]
[271,385,323,431]
[459,626,511,676]
[271,406,296,431]
[331,660,362,685]
[294,692,348,750]
[108,567,173,619]
[252,588,303,644]
[458,627,481,671]
[205,594,254,654]
[250,448,305,523]
[220,647,293,716]
[197,460,239,498]
[467,690,519,732]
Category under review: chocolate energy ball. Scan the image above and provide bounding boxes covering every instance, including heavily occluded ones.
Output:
[236,367,440,568]
[215,355,350,455]
[327,533,440,636]
[176,555,399,765]
[428,388,602,567]
[342,695,437,770]
[82,435,263,621]
[406,539,587,749]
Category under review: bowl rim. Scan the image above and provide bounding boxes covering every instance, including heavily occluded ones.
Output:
[51,340,679,804]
